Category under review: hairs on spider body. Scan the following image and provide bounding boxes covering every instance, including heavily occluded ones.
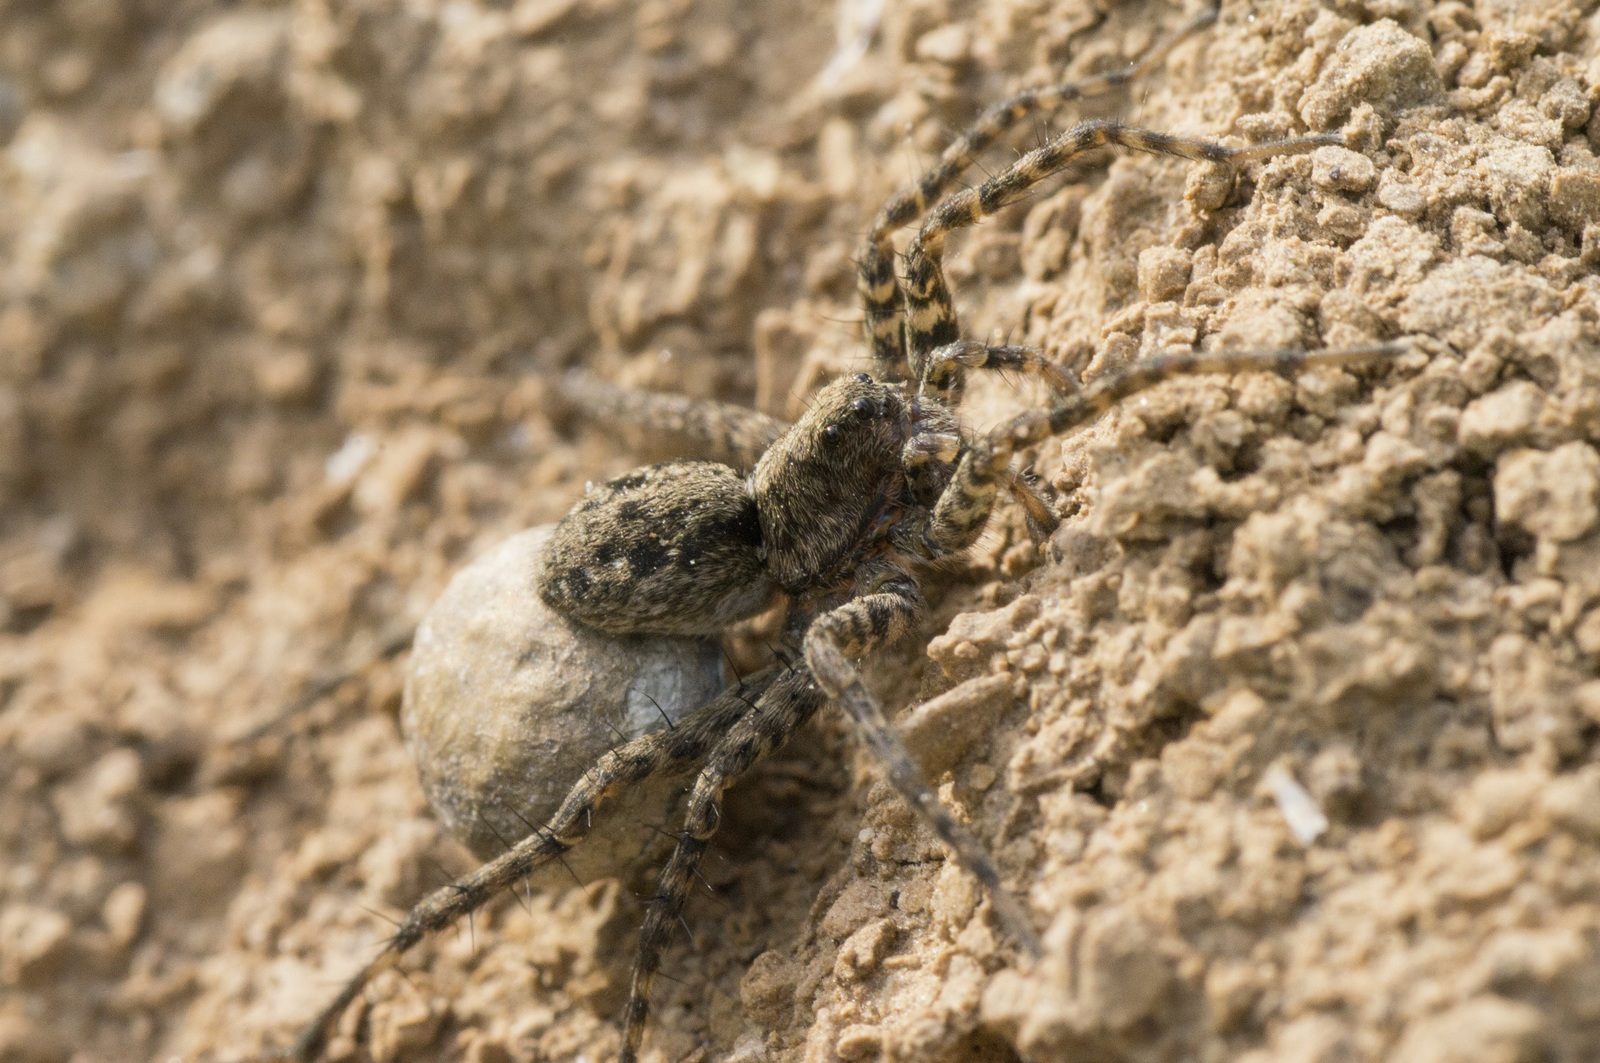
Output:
[279,5,1413,1060]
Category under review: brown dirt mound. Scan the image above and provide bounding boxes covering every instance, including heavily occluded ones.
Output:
[3,2,1600,1062]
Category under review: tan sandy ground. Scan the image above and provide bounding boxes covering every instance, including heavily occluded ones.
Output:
[3,1,1600,1061]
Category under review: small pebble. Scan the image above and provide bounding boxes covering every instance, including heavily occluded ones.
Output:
[1311,146,1377,194]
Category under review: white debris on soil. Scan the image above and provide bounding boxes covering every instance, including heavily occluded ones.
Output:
[1263,764,1330,846]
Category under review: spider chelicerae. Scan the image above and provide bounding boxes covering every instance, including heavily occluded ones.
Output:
[284,8,1403,1061]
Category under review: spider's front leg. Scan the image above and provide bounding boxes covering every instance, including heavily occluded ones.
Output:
[919,339,1078,404]
[907,343,1076,540]
[900,120,1341,376]
[898,398,1059,551]
[856,4,1222,380]
[924,340,1413,567]
[619,661,825,1063]
[802,561,1043,957]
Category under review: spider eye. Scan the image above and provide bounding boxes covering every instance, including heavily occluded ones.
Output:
[822,424,842,444]
[850,398,873,418]
[853,373,872,383]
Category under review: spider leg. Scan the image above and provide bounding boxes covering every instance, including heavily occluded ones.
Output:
[857,4,1220,380]
[915,340,1078,540]
[555,370,787,473]
[920,341,1409,556]
[619,662,824,1063]
[1005,468,1062,542]
[920,340,1077,404]
[286,668,782,1062]
[901,422,1061,544]
[902,120,1341,372]
[802,561,1043,957]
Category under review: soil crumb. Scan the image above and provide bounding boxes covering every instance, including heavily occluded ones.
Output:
[3,2,1600,1062]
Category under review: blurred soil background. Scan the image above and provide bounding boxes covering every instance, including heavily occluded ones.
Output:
[4,0,1600,1061]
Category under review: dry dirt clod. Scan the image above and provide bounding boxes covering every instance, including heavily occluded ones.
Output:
[1299,19,1445,131]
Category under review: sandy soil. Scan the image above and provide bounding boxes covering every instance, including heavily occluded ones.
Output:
[3,1,1600,1061]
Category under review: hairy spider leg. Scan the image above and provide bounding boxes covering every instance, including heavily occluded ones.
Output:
[619,663,824,1063]
[857,4,1220,380]
[286,667,785,1062]
[1004,468,1063,542]
[901,120,1342,381]
[556,370,786,473]
[920,341,1409,556]
[896,376,1064,544]
[802,561,1045,958]
[895,119,1342,539]
[920,339,1080,402]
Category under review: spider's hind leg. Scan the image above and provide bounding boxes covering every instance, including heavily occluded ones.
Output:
[285,671,777,1062]
[802,561,1043,957]
[619,662,825,1063]
[554,370,787,473]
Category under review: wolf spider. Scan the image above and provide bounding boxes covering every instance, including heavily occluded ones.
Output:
[283,8,1401,1062]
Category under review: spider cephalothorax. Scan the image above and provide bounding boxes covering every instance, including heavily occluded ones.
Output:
[282,6,1406,1060]
[751,375,934,593]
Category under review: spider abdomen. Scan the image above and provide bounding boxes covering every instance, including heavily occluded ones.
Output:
[540,460,776,637]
